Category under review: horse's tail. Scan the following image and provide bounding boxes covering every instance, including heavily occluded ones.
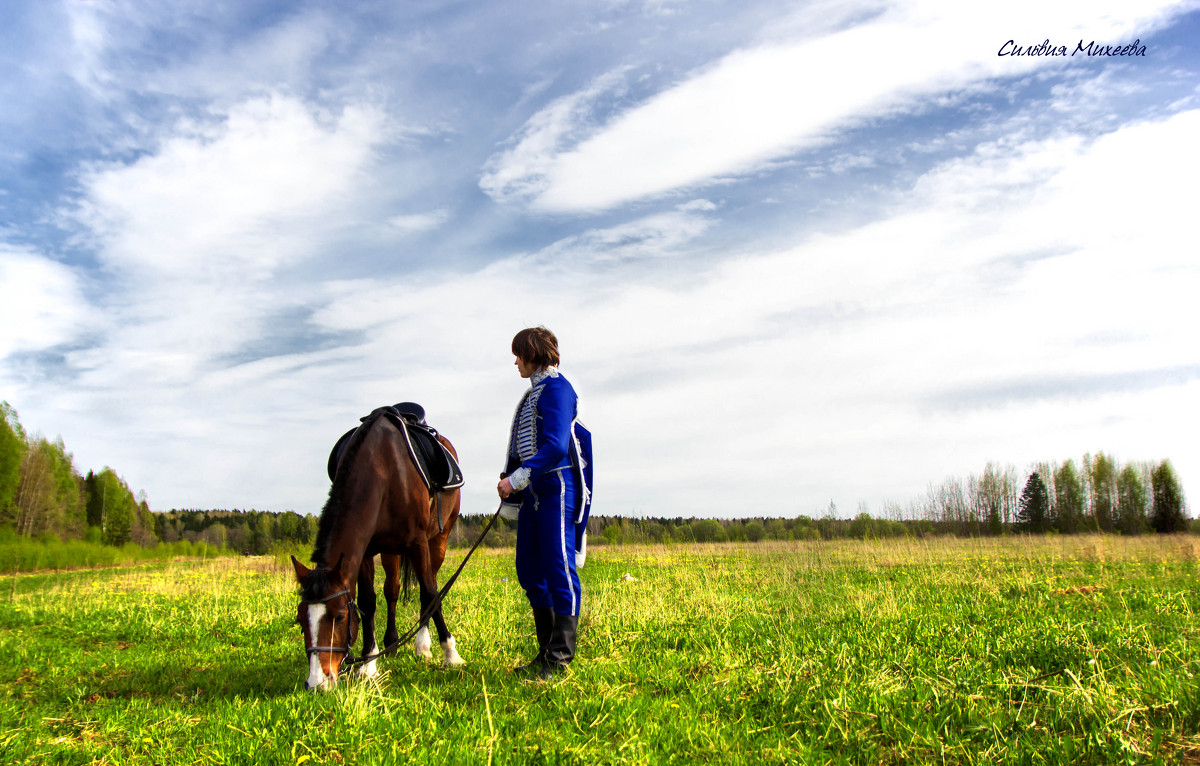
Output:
[401,556,415,602]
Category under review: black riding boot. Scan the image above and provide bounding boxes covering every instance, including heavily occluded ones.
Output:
[536,613,578,680]
[513,607,554,675]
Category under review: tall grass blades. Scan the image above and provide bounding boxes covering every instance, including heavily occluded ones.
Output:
[0,535,1197,764]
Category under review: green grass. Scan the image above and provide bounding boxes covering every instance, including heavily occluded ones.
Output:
[1,535,1197,764]
[0,536,229,573]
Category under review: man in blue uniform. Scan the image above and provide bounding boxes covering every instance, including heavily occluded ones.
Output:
[497,326,590,680]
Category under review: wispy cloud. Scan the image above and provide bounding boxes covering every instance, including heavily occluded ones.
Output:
[529,201,718,265]
[482,0,1192,213]
[4,93,394,445]
[387,209,451,233]
[928,365,1200,411]
[479,68,632,209]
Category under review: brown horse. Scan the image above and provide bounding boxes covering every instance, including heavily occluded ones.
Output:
[290,410,462,691]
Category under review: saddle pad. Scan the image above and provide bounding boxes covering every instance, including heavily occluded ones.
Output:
[326,405,464,493]
[391,412,464,492]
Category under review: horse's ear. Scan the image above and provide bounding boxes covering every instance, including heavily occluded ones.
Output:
[331,552,346,579]
[291,555,311,583]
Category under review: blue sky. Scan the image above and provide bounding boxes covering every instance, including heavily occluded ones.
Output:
[2,0,1198,519]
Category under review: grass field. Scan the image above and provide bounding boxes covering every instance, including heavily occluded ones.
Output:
[1,535,1197,765]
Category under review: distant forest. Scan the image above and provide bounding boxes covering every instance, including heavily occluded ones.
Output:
[1,399,1193,555]
[459,451,1195,547]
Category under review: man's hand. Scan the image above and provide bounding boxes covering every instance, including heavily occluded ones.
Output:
[497,476,514,499]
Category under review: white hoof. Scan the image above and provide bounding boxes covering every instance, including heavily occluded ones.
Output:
[357,658,379,678]
[441,636,464,666]
[414,626,433,660]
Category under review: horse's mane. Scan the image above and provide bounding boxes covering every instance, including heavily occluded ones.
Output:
[312,411,386,565]
[299,562,338,602]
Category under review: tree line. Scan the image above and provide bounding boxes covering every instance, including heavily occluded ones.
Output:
[871,454,1190,536]
[1,401,156,546]
[449,452,1191,546]
[1,402,321,553]
[156,508,316,554]
[1014,458,1188,535]
[2,400,1192,554]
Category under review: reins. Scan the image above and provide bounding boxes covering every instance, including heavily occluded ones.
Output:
[337,502,503,672]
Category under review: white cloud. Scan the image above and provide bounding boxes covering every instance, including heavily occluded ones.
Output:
[146,11,336,102]
[15,104,1197,518]
[387,209,451,233]
[71,95,385,278]
[0,94,399,487]
[7,2,1198,520]
[64,0,118,101]
[482,0,1192,212]
[0,247,92,361]
[479,68,631,207]
[61,1,335,105]
[29,94,392,402]
[361,108,1200,517]
[532,203,716,265]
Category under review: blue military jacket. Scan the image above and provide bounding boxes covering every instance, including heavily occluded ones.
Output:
[504,369,593,555]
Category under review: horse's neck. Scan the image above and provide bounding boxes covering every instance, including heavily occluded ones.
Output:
[322,431,390,583]
[320,416,401,581]
[321,537,365,588]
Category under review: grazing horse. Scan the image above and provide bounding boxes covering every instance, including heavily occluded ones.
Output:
[290,410,463,691]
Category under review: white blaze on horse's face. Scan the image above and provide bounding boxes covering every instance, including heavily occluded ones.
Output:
[302,602,334,691]
[298,601,348,692]
[292,556,349,692]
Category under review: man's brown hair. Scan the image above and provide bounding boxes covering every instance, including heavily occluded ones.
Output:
[511,326,560,368]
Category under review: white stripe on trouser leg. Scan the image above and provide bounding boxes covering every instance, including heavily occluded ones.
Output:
[558,474,576,615]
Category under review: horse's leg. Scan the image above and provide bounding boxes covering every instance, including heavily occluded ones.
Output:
[381,554,401,651]
[406,549,434,660]
[427,514,464,666]
[431,492,464,666]
[356,556,380,678]
[410,538,462,666]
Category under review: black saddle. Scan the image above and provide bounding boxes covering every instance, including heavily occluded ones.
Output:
[326,402,464,494]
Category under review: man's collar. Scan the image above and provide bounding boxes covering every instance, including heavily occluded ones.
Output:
[530,366,559,386]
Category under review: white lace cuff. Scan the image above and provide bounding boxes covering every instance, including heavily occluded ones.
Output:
[508,466,531,491]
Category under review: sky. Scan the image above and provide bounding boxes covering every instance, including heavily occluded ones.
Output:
[1,0,1198,520]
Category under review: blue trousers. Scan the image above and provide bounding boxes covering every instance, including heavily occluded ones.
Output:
[515,470,582,617]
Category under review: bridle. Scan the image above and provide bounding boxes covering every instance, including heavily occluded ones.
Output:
[301,587,360,669]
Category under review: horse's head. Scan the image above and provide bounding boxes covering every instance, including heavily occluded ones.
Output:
[291,554,359,691]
